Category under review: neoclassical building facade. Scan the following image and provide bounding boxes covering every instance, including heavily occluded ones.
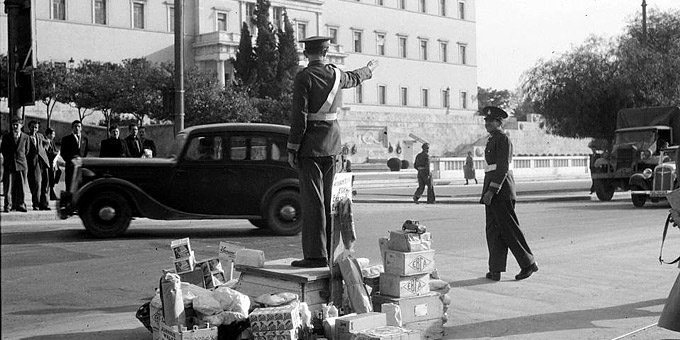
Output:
[1,0,481,160]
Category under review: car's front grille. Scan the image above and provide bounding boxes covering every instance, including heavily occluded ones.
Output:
[653,165,674,191]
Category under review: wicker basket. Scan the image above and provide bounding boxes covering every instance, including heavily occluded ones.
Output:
[666,188,680,213]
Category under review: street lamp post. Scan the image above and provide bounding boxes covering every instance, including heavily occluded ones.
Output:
[641,0,647,47]
[174,0,185,136]
[445,87,450,115]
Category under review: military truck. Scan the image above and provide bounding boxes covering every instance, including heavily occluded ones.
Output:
[591,106,680,201]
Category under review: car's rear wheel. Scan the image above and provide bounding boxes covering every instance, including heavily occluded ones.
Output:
[594,179,615,201]
[266,190,302,236]
[248,219,268,229]
[80,191,132,238]
[630,185,647,207]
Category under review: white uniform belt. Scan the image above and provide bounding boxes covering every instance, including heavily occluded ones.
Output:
[307,113,338,121]
[484,163,513,172]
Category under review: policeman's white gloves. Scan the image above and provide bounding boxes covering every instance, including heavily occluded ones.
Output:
[482,191,495,205]
[287,152,298,169]
[367,59,379,72]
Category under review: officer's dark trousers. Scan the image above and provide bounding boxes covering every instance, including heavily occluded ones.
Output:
[413,170,435,203]
[485,199,534,272]
[299,156,336,260]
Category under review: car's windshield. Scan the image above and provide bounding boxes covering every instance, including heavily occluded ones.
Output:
[615,130,657,149]
[169,133,187,158]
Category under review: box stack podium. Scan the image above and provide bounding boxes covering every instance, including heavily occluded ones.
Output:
[374,221,445,340]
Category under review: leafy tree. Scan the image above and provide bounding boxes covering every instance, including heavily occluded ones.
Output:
[34,61,69,128]
[522,36,627,142]
[0,54,8,99]
[233,23,257,89]
[113,58,171,125]
[476,87,512,111]
[254,0,279,99]
[63,60,100,123]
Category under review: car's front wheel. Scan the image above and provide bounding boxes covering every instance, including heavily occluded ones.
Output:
[265,190,302,236]
[80,191,132,238]
[594,179,615,201]
[630,185,647,207]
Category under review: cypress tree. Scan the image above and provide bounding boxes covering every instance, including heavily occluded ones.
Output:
[254,0,278,98]
[233,23,256,88]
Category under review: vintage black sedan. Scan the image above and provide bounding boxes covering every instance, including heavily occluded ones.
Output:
[58,123,301,238]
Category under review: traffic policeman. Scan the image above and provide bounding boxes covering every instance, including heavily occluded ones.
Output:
[287,36,379,268]
[481,106,538,281]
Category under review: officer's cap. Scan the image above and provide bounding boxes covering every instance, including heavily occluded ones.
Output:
[300,36,331,52]
[482,106,509,122]
[422,143,430,150]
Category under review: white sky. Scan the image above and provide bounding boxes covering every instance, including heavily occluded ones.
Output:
[476,0,679,90]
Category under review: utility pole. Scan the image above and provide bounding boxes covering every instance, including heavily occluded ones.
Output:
[641,0,647,47]
[174,0,185,136]
[5,0,36,122]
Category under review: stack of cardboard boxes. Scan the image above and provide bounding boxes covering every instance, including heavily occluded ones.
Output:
[375,222,445,340]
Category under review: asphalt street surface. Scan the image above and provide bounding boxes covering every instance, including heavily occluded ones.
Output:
[2,179,680,340]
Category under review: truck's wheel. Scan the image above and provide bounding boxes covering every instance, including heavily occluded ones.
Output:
[630,185,647,207]
[265,190,302,236]
[594,179,615,201]
[80,192,132,238]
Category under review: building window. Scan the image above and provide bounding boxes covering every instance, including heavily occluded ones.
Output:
[439,0,446,16]
[442,89,450,108]
[377,0,384,5]
[440,42,448,62]
[458,44,467,64]
[376,33,386,56]
[52,0,66,20]
[378,85,387,105]
[94,0,106,24]
[168,6,174,32]
[133,2,145,29]
[246,3,256,30]
[297,23,307,42]
[398,36,407,58]
[355,85,363,104]
[400,87,408,106]
[353,31,363,53]
[328,27,338,44]
[399,0,406,9]
[273,7,284,30]
[217,12,228,31]
[419,39,428,60]
[422,89,429,107]
[419,0,426,13]
[460,91,468,109]
[458,1,466,19]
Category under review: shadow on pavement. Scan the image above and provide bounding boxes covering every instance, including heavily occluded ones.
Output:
[449,277,500,288]
[444,298,667,339]
[20,328,151,340]
[10,305,139,316]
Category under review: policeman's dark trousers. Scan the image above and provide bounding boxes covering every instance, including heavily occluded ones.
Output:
[3,170,27,210]
[659,272,680,331]
[413,170,435,203]
[298,156,336,260]
[485,199,535,272]
[28,162,49,209]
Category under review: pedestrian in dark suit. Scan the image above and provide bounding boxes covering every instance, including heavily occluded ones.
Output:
[100,125,130,158]
[26,121,51,210]
[61,120,89,192]
[287,36,378,268]
[1,118,30,212]
[413,143,435,204]
[139,126,157,158]
[125,124,143,158]
[480,106,538,281]
[464,151,477,185]
[44,128,61,200]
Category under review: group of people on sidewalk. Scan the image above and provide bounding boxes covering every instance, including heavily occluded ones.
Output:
[1,119,156,213]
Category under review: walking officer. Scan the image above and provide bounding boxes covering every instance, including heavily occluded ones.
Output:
[287,36,379,268]
[480,106,538,281]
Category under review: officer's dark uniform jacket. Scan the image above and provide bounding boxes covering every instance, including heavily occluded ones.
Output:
[287,60,372,156]
[481,129,516,202]
[414,152,430,172]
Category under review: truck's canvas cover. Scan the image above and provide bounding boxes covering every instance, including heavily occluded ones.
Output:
[617,106,680,144]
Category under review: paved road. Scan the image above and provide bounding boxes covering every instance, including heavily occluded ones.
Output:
[2,192,679,339]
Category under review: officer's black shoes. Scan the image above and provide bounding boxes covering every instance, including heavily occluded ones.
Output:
[515,263,539,281]
[413,197,419,204]
[485,272,501,281]
[291,258,328,268]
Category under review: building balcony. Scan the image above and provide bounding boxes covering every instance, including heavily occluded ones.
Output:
[193,31,241,61]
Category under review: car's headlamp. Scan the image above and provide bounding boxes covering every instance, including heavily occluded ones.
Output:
[641,150,652,159]
[642,168,653,179]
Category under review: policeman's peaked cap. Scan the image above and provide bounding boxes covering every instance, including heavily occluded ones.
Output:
[482,106,509,122]
[300,36,332,52]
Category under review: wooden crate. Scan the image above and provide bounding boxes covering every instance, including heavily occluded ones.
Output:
[403,318,444,340]
[234,258,330,314]
[372,292,443,324]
